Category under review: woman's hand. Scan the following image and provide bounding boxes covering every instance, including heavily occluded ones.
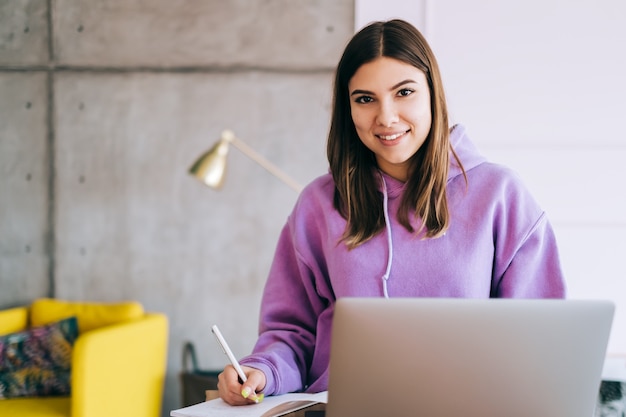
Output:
[217,364,267,406]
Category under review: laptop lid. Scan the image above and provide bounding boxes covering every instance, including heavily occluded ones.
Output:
[326,298,614,417]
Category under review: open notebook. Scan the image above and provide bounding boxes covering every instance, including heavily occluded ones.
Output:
[170,390,327,417]
[325,298,615,417]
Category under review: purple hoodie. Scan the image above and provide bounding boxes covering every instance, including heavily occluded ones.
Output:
[240,124,566,395]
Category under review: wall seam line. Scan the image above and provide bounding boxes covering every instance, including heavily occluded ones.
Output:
[46,0,56,298]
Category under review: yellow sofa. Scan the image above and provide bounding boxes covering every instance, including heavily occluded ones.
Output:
[0,298,168,417]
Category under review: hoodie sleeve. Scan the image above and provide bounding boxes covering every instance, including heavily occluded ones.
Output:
[239,216,329,395]
[487,166,567,298]
[493,213,566,298]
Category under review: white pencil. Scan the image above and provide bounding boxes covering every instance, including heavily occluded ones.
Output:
[211,324,248,383]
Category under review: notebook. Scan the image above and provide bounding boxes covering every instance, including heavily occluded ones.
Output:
[325,298,615,417]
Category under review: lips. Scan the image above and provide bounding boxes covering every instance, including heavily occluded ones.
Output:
[377,130,409,141]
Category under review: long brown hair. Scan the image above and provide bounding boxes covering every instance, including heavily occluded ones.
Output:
[327,19,464,248]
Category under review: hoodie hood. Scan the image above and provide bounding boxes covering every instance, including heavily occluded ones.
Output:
[448,124,488,182]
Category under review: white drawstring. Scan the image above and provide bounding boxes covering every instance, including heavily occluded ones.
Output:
[380,172,393,299]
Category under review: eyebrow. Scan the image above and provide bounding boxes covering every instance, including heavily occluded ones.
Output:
[350,79,418,96]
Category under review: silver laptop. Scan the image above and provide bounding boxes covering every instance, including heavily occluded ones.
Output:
[326,298,614,417]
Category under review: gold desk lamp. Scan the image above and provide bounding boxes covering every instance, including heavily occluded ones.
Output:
[189,129,303,193]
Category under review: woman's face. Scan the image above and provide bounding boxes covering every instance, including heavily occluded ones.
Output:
[348,56,432,181]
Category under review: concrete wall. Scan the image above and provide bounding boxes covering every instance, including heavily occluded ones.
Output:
[0,1,352,415]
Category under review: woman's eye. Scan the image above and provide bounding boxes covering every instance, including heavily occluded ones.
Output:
[398,88,414,97]
[354,96,373,104]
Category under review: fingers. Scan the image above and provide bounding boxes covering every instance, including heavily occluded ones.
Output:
[217,364,267,406]
[241,366,267,403]
[217,365,248,405]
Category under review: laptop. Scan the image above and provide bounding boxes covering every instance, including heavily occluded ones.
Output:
[325,298,614,417]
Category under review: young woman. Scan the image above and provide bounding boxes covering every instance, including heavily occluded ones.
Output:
[217,19,566,405]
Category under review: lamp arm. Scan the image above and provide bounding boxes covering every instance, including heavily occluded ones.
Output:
[230,136,303,193]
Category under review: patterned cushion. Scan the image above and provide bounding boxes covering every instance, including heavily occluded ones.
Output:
[0,317,78,399]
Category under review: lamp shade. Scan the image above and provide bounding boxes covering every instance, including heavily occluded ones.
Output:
[188,130,234,189]
[189,129,303,192]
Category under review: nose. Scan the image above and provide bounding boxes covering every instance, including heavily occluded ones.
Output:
[376,99,399,127]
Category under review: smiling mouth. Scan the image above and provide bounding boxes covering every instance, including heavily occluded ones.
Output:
[377,130,409,141]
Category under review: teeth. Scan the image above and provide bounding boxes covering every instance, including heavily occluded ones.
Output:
[379,132,404,140]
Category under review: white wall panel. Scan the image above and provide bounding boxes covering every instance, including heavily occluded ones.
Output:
[426,0,626,353]
[355,0,426,31]
[429,0,626,147]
